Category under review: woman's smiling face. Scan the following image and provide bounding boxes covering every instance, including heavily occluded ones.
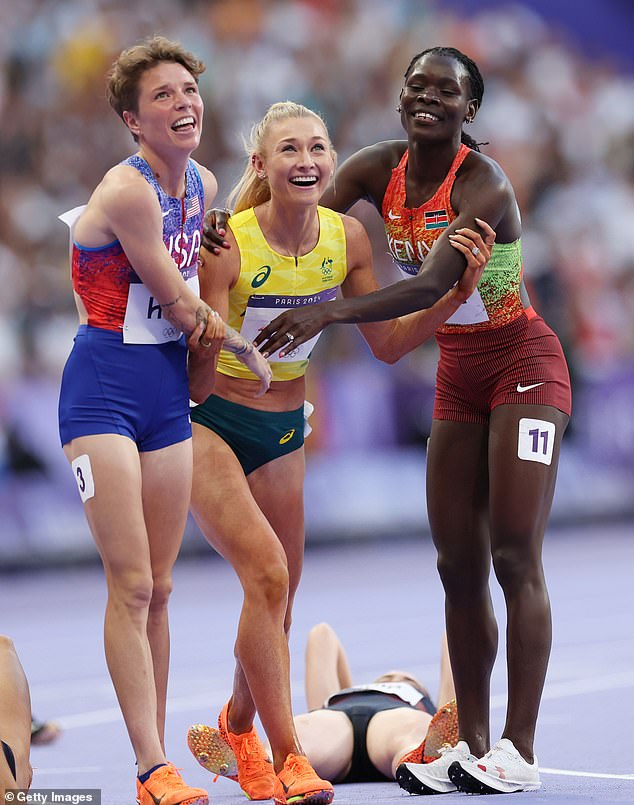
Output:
[123,61,204,152]
[400,52,477,142]
[255,115,335,207]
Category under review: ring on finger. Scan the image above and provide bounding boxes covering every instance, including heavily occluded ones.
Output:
[200,339,212,348]
[286,332,295,343]
[471,246,480,257]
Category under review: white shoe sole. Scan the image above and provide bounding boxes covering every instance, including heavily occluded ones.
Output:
[449,760,541,794]
[396,762,457,795]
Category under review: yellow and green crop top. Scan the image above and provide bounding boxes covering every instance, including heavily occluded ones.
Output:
[217,205,348,381]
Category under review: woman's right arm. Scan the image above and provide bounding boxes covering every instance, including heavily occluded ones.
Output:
[341,216,494,364]
[304,623,353,712]
[320,140,401,213]
[101,168,215,337]
[99,168,271,394]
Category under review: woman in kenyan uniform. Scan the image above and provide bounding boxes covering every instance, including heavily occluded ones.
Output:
[254,48,571,796]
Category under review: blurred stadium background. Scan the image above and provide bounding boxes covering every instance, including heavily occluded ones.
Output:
[1,0,633,567]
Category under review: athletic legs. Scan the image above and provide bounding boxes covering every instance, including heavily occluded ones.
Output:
[427,404,568,762]
[427,419,495,757]
[190,424,305,770]
[488,403,568,760]
[63,434,191,773]
[140,440,193,747]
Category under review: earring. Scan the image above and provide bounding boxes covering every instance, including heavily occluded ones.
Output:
[397,105,402,113]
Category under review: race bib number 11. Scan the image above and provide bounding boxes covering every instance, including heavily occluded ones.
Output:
[517,418,556,465]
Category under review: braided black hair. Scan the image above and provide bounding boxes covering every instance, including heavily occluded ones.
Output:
[403,47,485,152]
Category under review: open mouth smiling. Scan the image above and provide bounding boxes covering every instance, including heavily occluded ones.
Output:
[413,111,441,122]
[289,176,319,186]
[171,116,196,132]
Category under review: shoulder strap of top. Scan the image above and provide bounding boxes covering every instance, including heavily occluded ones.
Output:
[122,154,164,198]
[449,143,471,177]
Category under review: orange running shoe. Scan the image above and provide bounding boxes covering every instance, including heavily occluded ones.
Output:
[187,724,238,781]
[273,753,334,805]
[397,698,459,766]
[135,763,208,805]
[218,701,275,800]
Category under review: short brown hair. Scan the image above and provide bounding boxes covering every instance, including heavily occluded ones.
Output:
[106,35,205,121]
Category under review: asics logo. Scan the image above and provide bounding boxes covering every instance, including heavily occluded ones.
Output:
[387,210,400,220]
[279,429,296,445]
[516,382,545,393]
[252,266,271,288]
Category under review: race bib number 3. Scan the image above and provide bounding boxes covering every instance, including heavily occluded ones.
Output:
[71,454,95,503]
[517,418,556,465]
[241,288,338,362]
[123,275,200,344]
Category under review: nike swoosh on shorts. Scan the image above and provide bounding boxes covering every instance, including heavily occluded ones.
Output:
[516,382,545,392]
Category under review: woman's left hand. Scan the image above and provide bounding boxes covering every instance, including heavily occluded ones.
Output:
[253,304,332,358]
[187,310,225,356]
[202,208,232,255]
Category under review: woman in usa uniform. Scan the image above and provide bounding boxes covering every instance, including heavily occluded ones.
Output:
[57,36,270,805]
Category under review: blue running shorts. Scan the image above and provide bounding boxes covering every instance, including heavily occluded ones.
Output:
[58,325,192,451]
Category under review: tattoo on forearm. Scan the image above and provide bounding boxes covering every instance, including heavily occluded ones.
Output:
[223,324,252,355]
[160,295,181,309]
[165,302,215,337]
[158,298,225,341]
[196,305,211,328]
[158,295,190,333]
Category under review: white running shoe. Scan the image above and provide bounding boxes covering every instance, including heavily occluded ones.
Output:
[448,738,541,794]
[396,740,475,795]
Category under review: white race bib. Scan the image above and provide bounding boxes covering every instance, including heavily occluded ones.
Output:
[444,288,489,325]
[59,205,87,263]
[240,288,338,362]
[392,255,490,326]
[517,418,556,466]
[123,275,200,344]
[58,204,87,235]
[327,681,423,708]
